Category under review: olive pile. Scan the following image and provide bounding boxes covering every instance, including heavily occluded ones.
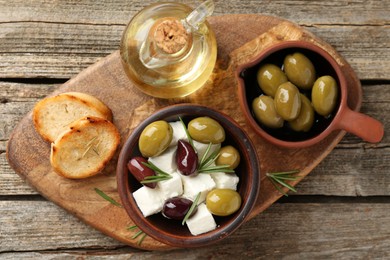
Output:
[252,52,339,133]
[128,116,242,228]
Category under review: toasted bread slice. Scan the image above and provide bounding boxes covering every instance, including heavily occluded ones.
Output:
[33,92,113,142]
[50,116,120,179]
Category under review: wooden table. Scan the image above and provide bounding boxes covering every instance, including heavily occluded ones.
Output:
[1,0,389,258]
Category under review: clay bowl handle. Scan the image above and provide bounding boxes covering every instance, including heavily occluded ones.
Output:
[335,107,384,143]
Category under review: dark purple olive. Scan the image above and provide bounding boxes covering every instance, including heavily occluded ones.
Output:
[176,140,198,176]
[127,157,156,188]
[162,197,197,220]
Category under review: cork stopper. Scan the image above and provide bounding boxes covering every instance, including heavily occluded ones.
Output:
[152,18,191,54]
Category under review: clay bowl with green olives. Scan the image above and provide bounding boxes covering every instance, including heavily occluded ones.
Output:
[116,104,260,248]
[236,41,383,148]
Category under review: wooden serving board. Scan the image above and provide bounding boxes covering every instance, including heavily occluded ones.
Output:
[6,14,362,250]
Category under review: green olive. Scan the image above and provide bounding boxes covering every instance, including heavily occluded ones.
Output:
[188,117,225,144]
[216,145,241,170]
[274,82,302,121]
[289,94,315,132]
[311,75,338,117]
[257,64,288,97]
[206,189,242,216]
[252,95,284,128]
[284,52,316,90]
[139,120,172,157]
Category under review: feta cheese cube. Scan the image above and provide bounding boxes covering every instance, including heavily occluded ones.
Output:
[186,203,216,235]
[158,171,183,199]
[211,172,239,190]
[193,141,220,162]
[133,186,164,217]
[181,174,216,204]
[148,146,177,174]
[169,121,188,146]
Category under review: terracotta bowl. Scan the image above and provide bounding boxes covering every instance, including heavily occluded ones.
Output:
[116,104,260,248]
[236,41,384,148]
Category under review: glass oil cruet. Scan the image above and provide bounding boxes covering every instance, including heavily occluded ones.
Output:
[120,1,217,98]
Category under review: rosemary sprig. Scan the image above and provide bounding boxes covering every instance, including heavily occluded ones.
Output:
[92,139,101,156]
[127,225,138,230]
[199,142,214,167]
[94,188,123,207]
[132,230,144,239]
[127,225,147,245]
[142,161,170,176]
[182,192,201,225]
[140,161,172,184]
[179,116,194,149]
[82,143,94,158]
[138,233,147,245]
[141,175,172,184]
[266,170,301,197]
[198,143,234,174]
[199,165,234,173]
[82,136,100,158]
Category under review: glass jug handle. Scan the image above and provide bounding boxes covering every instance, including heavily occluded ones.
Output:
[182,0,215,32]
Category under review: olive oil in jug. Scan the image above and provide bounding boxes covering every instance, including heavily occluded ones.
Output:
[120,1,217,98]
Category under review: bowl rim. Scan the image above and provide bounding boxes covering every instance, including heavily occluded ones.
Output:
[235,40,348,148]
[116,103,260,247]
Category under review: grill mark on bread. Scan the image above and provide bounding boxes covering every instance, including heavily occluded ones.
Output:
[86,117,96,123]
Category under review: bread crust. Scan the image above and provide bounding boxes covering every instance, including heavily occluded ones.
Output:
[50,116,120,179]
[33,92,113,142]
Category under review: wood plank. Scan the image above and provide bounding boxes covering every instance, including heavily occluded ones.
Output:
[1,200,389,259]
[0,21,122,78]
[0,23,388,80]
[1,0,388,79]
[0,153,38,195]
[0,200,122,252]
[310,26,390,80]
[297,146,390,196]
[0,82,57,146]
[1,0,388,25]
[0,82,56,195]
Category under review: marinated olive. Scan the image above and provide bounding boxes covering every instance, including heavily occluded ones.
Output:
[257,64,288,97]
[162,197,196,220]
[188,117,225,144]
[289,94,315,132]
[252,95,284,128]
[216,145,241,169]
[312,75,338,117]
[206,189,241,216]
[274,82,302,121]
[284,52,316,90]
[127,157,156,188]
[176,140,198,176]
[139,120,173,157]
